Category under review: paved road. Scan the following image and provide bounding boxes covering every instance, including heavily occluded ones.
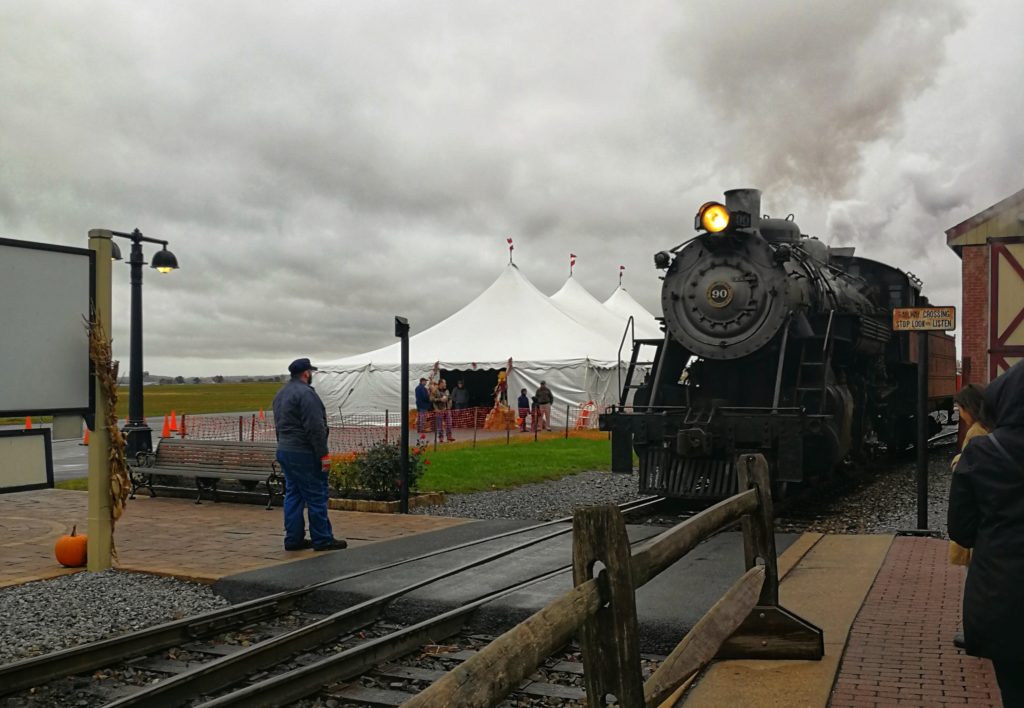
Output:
[3,415,184,482]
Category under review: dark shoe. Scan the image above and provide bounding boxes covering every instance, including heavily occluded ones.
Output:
[314,539,348,551]
[284,539,313,551]
[953,632,965,649]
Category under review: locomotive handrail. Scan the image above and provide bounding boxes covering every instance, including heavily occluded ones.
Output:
[617,315,636,408]
[404,454,824,708]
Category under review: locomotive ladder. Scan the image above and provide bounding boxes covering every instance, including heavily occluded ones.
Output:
[794,310,836,413]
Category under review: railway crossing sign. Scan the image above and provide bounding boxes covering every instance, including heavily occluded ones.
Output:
[892,306,956,331]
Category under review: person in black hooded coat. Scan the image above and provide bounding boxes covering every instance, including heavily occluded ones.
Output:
[948,359,1024,705]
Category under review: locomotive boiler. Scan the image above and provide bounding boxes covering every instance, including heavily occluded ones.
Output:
[600,188,955,501]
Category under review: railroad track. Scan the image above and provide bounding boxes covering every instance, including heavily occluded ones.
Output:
[0,496,663,707]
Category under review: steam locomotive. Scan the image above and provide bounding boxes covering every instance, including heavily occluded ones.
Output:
[600,188,955,501]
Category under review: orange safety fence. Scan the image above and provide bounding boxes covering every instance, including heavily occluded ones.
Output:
[174,402,607,453]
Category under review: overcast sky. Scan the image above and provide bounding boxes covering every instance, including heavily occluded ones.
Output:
[2,1,1021,377]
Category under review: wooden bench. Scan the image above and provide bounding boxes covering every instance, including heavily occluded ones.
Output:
[129,439,283,509]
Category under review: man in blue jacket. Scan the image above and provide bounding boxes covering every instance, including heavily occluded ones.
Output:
[272,358,346,551]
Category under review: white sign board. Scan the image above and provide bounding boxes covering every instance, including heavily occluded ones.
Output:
[0,430,53,493]
[0,238,94,416]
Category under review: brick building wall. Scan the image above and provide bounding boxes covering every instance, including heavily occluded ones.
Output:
[961,244,989,385]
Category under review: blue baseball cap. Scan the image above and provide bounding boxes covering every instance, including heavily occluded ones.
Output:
[288,358,318,374]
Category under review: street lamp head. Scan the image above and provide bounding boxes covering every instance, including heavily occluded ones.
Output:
[110,241,123,261]
[150,246,179,273]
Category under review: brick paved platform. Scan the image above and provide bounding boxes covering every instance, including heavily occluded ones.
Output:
[830,536,1000,708]
[0,489,468,587]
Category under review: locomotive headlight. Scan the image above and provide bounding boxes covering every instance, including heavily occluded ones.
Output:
[697,202,730,233]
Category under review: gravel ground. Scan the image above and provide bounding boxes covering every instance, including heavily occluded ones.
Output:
[413,470,643,521]
[779,448,957,535]
[412,449,959,536]
[0,570,229,664]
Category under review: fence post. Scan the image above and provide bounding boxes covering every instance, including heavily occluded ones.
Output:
[565,403,570,439]
[180,413,187,439]
[736,454,778,605]
[238,416,243,441]
[573,505,644,708]
[250,414,256,442]
[473,408,478,448]
[385,410,389,444]
[716,453,823,660]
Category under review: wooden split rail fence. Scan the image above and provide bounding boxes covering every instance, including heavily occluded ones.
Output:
[403,453,824,707]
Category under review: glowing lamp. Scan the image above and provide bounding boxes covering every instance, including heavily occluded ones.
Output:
[697,202,730,233]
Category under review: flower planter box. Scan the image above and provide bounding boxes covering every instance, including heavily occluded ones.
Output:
[327,492,446,514]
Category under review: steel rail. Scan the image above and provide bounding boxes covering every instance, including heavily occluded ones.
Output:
[199,565,572,708]
[0,495,660,697]
[103,497,662,707]
[203,501,681,708]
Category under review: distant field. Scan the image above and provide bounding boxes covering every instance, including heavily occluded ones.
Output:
[3,383,283,425]
[111,382,282,418]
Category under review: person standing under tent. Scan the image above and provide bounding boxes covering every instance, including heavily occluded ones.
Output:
[517,388,531,432]
[272,358,346,552]
[535,381,553,431]
[432,379,455,442]
[451,379,471,427]
[452,379,470,409]
[415,377,431,434]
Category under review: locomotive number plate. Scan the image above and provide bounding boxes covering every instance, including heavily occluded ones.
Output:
[892,306,956,331]
[706,281,733,308]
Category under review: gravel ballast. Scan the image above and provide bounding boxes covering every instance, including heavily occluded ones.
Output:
[0,570,229,664]
[413,470,643,521]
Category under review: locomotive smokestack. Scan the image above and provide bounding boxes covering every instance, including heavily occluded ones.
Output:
[724,188,761,223]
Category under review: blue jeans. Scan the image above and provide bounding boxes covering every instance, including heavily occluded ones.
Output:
[276,449,334,549]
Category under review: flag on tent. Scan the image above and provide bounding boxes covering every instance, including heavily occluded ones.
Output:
[569,252,576,275]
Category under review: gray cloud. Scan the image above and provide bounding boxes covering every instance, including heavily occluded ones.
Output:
[0,1,1019,375]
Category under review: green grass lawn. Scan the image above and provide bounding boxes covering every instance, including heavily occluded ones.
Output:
[57,434,618,495]
[416,435,614,494]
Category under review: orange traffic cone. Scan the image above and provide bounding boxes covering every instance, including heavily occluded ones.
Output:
[24,417,32,430]
[80,428,90,446]
[259,408,265,420]
[161,415,170,438]
[169,410,178,432]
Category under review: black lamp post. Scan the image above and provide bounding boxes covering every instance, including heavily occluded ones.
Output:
[110,229,179,459]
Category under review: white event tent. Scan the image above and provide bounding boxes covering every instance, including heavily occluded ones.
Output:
[604,285,664,340]
[317,264,636,426]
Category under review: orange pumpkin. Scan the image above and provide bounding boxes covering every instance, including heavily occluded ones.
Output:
[55,525,88,567]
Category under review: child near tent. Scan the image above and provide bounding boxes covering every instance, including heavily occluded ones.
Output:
[517,389,530,432]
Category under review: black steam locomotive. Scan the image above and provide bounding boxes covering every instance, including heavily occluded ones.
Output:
[600,188,955,501]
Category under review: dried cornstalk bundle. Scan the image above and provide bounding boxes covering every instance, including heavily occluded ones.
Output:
[87,313,130,538]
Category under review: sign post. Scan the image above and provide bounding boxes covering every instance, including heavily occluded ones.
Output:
[395,316,410,514]
[892,306,956,531]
